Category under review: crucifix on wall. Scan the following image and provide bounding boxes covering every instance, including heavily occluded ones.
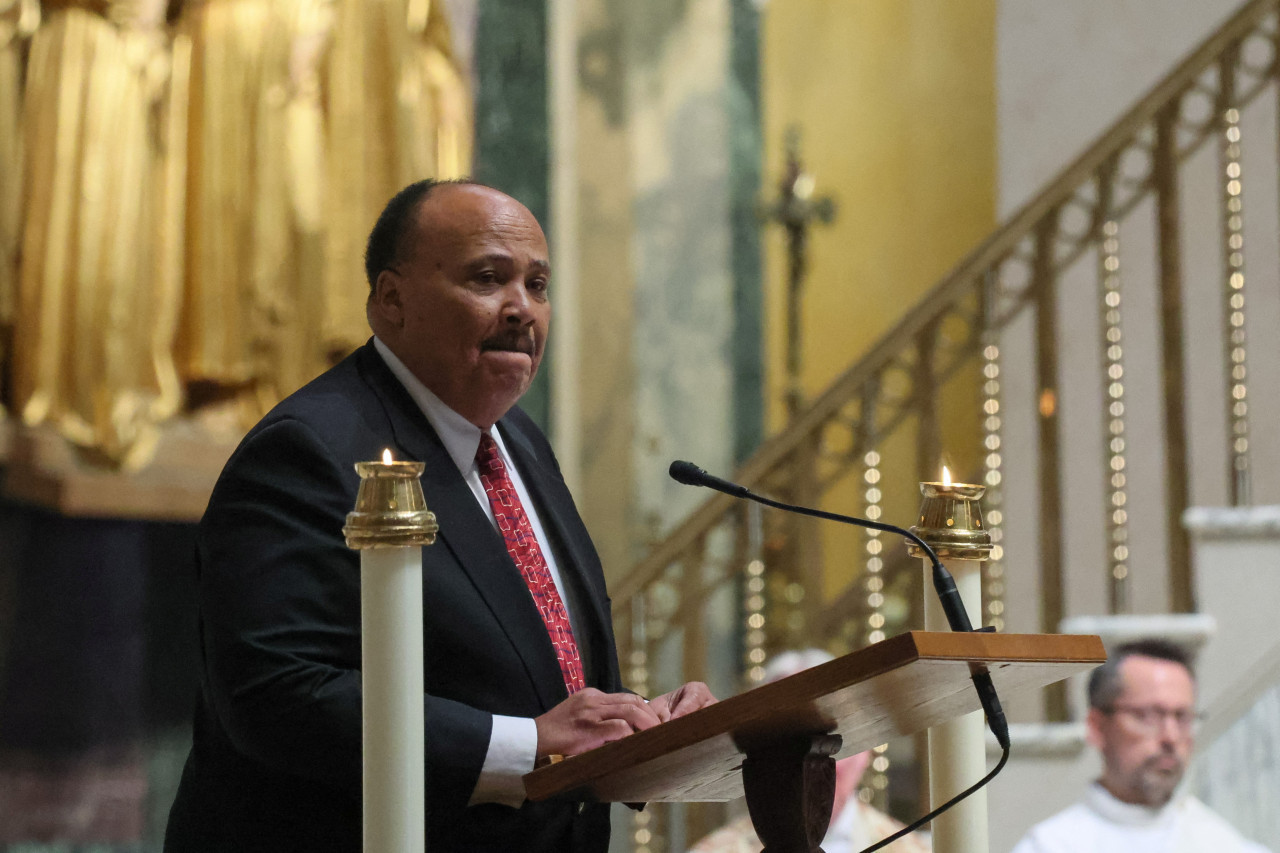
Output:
[760,126,836,420]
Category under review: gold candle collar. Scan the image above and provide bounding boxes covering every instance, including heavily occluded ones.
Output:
[908,479,992,561]
[343,457,438,549]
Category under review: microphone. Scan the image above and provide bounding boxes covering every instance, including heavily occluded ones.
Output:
[668,459,1009,750]
[669,459,749,497]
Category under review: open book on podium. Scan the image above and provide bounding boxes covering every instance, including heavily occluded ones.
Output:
[525,630,1105,807]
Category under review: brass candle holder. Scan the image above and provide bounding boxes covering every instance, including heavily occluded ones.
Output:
[343,457,438,549]
[907,479,992,561]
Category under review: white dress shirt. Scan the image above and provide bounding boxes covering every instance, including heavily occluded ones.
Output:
[374,337,585,808]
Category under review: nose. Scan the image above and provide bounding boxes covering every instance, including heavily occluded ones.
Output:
[1156,713,1192,742]
[500,282,536,325]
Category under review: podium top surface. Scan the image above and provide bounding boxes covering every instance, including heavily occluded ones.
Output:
[524,630,1105,804]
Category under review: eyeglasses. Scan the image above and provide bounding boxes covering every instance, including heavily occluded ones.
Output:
[1101,704,1200,734]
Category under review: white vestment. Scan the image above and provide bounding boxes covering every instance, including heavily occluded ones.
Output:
[686,799,930,853]
[1010,783,1272,853]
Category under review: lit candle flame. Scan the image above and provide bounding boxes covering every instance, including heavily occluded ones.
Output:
[382,448,393,465]
[942,465,952,487]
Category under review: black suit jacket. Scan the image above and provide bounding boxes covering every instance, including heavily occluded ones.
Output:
[165,341,622,852]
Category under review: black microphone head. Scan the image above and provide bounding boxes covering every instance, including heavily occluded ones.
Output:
[669,460,706,486]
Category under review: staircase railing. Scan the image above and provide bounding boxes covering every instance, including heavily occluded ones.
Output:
[611,1,1280,849]
[1194,634,1280,848]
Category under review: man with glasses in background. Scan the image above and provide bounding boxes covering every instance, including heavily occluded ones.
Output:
[1010,638,1271,853]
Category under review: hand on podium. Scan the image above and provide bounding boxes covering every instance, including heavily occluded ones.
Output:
[535,689,663,758]
[648,681,717,722]
[534,682,718,759]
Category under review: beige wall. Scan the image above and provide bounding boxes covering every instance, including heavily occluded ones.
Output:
[761,0,997,599]
[570,0,638,583]
[568,0,740,584]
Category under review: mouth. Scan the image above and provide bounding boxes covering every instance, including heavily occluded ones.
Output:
[1146,754,1183,775]
[480,333,536,357]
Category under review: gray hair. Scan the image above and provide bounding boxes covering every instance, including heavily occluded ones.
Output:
[1087,638,1195,710]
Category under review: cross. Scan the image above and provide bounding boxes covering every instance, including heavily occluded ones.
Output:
[759,126,836,419]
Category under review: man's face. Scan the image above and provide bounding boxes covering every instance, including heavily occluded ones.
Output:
[1087,655,1196,807]
[374,184,551,428]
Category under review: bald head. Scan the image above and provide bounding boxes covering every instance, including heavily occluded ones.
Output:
[366,182,552,428]
[364,179,479,293]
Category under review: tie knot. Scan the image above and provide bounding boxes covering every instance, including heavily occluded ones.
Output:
[476,432,502,473]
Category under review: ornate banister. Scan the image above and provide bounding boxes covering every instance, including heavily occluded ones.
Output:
[614,1,1280,848]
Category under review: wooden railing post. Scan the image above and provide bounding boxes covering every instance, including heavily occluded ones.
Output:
[681,539,709,689]
[792,436,824,643]
[1154,102,1195,614]
[914,318,942,483]
[1032,212,1063,629]
[1033,210,1066,720]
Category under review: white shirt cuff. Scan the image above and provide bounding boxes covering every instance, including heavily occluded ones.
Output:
[468,714,538,808]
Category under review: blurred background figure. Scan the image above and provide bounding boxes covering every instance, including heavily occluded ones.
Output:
[1010,639,1272,853]
[178,0,472,428]
[0,0,37,396]
[13,0,188,469]
[686,649,930,853]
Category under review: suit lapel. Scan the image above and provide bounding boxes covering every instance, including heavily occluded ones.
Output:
[355,345,568,710]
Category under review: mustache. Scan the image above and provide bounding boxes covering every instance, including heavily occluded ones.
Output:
[480,330,536,355]
[1141,748,1185,773]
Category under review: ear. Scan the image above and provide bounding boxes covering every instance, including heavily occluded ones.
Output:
[370,268,405,331]
[1085,707,1106,751]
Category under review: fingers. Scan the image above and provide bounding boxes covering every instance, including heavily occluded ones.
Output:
[592,691,664,731]
[655,682,718,720]
[533,685,718,760]
[535,689,664,758]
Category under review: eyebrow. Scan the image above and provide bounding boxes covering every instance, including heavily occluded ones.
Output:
[467,253,551,275]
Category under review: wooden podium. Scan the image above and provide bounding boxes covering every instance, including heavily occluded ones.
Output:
[525,631,1106,852]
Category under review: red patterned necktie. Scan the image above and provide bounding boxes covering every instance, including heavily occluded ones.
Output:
[475,432,586,694]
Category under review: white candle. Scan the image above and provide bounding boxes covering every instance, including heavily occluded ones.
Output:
[361,545,426,853]
[923,555,989,853]
[344,451,436,853]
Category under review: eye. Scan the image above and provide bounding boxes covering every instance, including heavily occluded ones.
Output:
[475,269,500,285]
[528,277,550,295]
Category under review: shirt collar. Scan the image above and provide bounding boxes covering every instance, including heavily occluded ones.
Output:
[1085,781,1179,827]
[373,336,486,474]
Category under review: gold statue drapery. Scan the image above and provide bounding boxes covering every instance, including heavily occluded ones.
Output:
[8,0,472,468]
[404,0,472,182]
[322,0,472,357]
[181,0,472,420]
[177,0,333,415]
[1,0,40,413]
[12,0,188,469]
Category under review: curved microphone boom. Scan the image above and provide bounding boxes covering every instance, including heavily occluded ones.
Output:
[668,459,1009,751]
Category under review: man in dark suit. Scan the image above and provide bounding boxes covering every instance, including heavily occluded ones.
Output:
[164,180,715,852]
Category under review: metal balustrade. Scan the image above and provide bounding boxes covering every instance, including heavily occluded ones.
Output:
[615,1,1280,848]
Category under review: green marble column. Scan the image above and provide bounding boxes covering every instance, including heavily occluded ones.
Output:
[472,0,551,430]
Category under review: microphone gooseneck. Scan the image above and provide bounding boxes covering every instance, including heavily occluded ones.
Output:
[667,459,1010,752]
[668,460,749,496]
